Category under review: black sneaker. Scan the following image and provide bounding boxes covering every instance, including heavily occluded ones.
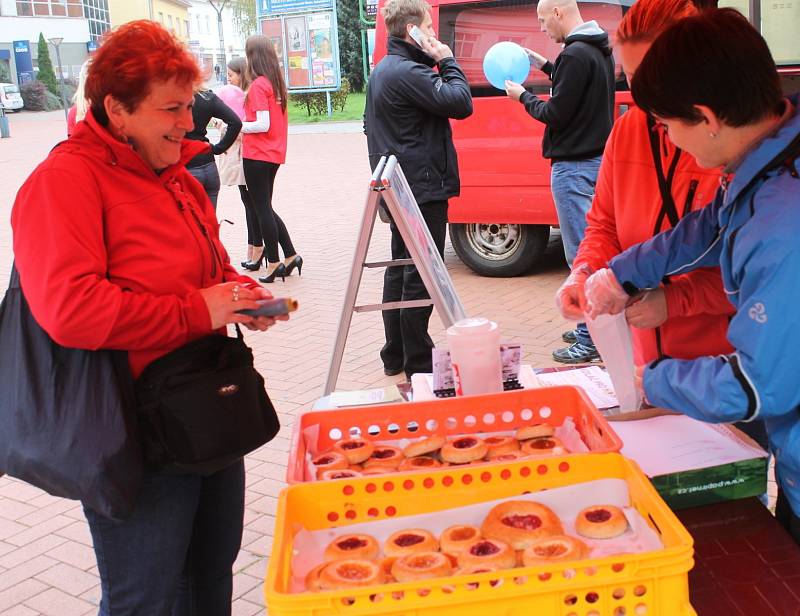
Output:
[384,366,404,376]
[561,328,578,344]
[552,342,601,364]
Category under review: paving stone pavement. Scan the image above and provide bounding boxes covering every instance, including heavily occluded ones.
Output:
[0,111,776,614]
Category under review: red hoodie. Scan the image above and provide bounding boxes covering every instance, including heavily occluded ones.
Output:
[11,111,258,378]
[573,107,734,365]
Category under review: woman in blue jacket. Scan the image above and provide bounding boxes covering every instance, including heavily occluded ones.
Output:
[582,8,800,543]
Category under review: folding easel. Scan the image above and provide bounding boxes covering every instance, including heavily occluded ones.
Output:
[323,156,467,395]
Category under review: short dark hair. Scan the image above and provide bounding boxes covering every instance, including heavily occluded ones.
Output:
[631,8,783,127]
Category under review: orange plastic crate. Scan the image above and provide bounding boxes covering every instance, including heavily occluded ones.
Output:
[287,386,622,484]
[266,453,695,615]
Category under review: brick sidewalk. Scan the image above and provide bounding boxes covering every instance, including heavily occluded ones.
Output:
[0,111,776,614]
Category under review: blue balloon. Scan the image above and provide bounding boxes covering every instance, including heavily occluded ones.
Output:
[483,42,531,91]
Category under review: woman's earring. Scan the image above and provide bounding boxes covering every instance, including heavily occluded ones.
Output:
[709,132,717,139]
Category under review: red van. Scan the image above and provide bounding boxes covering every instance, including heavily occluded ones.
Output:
[373,0,634,276]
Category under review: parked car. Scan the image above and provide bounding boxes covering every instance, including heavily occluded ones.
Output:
[374,0,633,276]
[0,83,24,112]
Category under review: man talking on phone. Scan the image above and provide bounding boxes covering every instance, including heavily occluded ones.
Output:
[364,0,472,381]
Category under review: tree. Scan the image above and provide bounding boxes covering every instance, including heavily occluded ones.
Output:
[337,0,366,92]
[36,33,59,97]
[228,0,257,40]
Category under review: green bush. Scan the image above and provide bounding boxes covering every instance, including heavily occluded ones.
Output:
[20,80,64,111]
[290,78,350,116]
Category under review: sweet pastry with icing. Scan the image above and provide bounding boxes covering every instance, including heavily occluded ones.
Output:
[319,469,362,481]
[384,529,439,558]
[318,559,385,590]
[488,451,528,462]
[333,438,375,465]
[363,446,404,469]
[399,456,442,471]
[440,436,489,463]
[522,534,589,566]
[484,436,520,458]
[391,551,454,582]
[481,500,563,550]
[520,436,566,456]
[323,534,380,562]
[575,505,629,539]
[312,451,348,478]
[304,563,327,592]
[515,423,555,441]
[403,435,446,458]
[440,525,481,555]
[457,538,516,570]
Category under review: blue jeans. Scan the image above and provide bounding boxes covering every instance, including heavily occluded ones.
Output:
[188,161,221,211]
[84,460,245,616]
[552,157,601,346]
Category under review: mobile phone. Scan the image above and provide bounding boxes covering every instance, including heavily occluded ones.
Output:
[409,25,426,47]
[236,297,299,317]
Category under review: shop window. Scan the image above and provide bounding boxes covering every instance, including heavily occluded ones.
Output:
[16,0,33,16]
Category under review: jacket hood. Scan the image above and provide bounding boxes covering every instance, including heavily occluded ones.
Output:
[387,36,437,68]
[69,110,210,181]
[565,21,611,55]
[725,94,800,205]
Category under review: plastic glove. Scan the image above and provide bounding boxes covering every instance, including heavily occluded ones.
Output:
[584,268,629,318]
[625,288,667,329]
[555,264,592,320]
[634,364,650,406]
[523,48,548,70]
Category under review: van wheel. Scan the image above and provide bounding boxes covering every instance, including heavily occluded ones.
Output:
[449,223,549,277]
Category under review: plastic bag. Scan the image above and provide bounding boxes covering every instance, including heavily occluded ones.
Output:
[585,312,643,412]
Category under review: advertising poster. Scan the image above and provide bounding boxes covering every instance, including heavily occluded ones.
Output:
[308,12,336,87]
[285,16,310,87]
[260,18,286,70]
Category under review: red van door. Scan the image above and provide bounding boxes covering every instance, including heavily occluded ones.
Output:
[374,0,633,276]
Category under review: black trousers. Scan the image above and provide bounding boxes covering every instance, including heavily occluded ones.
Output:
[237,185,261,247]
[381,200,448,378]
[242,158,296,263]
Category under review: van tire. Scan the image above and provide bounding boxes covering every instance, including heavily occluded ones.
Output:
[449,223,549,277]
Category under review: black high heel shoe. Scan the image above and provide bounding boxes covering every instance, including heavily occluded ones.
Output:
[242,248,265,271]
[283,255,303,277]
[259,262,287,283]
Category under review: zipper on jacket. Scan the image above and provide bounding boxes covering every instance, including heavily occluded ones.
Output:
[683,180,698,217]
[188,208,221,279]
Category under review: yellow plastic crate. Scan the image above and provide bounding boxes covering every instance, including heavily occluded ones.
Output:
[266,453,695,615]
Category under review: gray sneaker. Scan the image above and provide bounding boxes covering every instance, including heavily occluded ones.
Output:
[552,342,601,364]
[561,328,578,344]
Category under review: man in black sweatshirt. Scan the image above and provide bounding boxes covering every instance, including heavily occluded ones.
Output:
[364,0,472,379]
[505,0,614,364]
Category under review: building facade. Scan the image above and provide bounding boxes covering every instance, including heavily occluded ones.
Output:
[186,0,247,82]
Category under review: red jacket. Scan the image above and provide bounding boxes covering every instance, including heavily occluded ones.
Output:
[573,107,734,365]
[11,111,257,378]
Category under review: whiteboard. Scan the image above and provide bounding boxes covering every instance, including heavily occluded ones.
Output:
[379,156,467,327]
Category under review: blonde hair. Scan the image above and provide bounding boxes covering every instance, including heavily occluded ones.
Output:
[73,59,91,122]
[382,0,431,39]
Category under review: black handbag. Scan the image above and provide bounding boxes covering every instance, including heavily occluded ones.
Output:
[134,325,280,474]
[0,266,142,521]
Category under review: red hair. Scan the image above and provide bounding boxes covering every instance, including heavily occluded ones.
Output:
[616,0,698,45]
[86,20,201,125]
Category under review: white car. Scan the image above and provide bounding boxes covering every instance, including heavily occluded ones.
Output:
[0,83,24,111]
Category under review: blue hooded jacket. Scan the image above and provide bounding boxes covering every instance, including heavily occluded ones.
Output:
[608,95,800,514]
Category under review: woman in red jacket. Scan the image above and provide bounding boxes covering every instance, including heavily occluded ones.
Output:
[556,0,732,366]
[240,34,303,282]
[11,21,284,614]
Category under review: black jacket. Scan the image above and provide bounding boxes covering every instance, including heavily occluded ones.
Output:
[520,23,614,161]
[186,90,242,169]
[364,38,473,205]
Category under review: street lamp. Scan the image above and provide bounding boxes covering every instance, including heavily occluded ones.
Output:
[48,37,69,128]
[208,0,228,84]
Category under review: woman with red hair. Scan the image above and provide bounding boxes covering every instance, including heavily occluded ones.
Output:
[11,21,285,613]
